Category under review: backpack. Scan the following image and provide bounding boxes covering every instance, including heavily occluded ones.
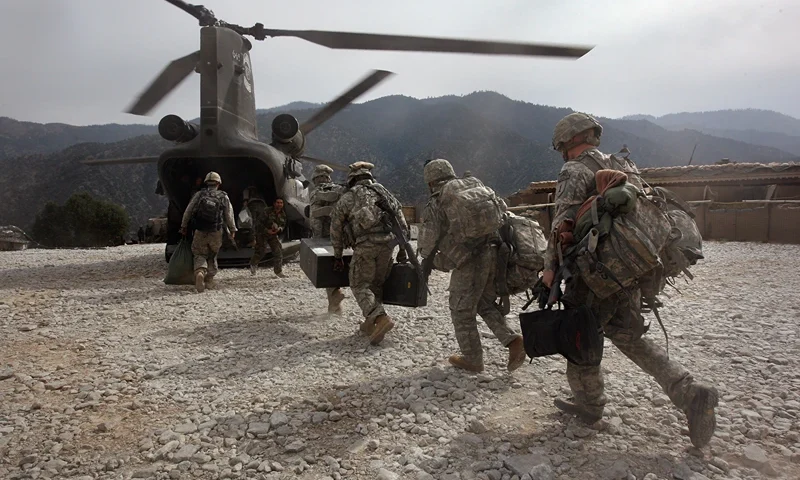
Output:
[501,212,548,295]
[638,187,704,299]
[440,176,505,240]
[348,184,391,237]
[192,189,225,232]
[568,167,672,300]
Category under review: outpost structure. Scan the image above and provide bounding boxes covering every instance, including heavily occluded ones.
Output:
[506,162,800,244]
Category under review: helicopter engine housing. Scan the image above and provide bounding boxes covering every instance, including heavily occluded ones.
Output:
[271,113,305,156]
[159,114,199,143]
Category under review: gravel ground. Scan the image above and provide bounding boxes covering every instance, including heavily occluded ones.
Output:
[1,241,799,480]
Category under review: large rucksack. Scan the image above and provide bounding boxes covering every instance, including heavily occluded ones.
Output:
[347,184,394,238]
[192,189,225,232]
[501,212,548,295]
[437,177,506,267]
[567,168,672,300]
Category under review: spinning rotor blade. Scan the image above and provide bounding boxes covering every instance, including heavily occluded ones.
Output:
[263,29,593,58]
[82,156,160,166]
[301,69,394,135]
[126,50,200,116]
[298,155,349,172]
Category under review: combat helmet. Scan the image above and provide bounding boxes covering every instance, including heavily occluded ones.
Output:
[204,171,222,184]
[312,164,334,183]
[347,161,375,186]
[423,159,456,185]
[552,112,603,153]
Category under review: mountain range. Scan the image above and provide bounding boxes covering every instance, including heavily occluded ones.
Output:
[2,92,798,234]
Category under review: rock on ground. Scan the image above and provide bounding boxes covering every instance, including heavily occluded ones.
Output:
[1,242,800,479]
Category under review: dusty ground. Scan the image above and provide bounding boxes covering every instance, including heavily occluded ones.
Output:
[1,241,799,480]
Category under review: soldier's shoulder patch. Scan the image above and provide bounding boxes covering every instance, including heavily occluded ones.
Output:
[556,169,571,196]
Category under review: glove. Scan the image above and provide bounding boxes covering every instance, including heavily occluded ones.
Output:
[333,257,345,272]
[396,248,408,263]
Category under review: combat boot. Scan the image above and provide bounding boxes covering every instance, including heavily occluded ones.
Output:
[358,319,375,336]
[369,314,395,345]
[328,289,345,315]
[249,264,257,276]
[554,398,604,424]
[448,355,484,373]
[204,275,216,290]
[275,271,287,278]
[684,383,719,448]
[507,335,526,372]
[194,270,205,293]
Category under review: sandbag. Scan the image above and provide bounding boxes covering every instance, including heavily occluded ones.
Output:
[519,305,604,366]
[164,238,195,285]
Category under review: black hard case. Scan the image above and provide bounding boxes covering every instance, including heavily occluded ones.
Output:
[300,238,427,307]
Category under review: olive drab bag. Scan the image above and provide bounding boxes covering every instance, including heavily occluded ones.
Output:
[501,212,548,295]
[163,237,195,285]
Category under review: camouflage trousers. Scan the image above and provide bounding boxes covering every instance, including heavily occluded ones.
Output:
[191,230,223,278]
[349,240,394,322]
[448,244,518,365]
[563,282,695,412]
[310,217,331,239]
[251,234,283,273]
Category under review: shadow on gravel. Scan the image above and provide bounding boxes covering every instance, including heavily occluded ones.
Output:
[0,253,165,290]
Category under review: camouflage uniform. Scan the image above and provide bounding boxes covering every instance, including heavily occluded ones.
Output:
[180,176,236,287]
[309,165,347,313]
[419,159,525,373]
[546,113,717,448]
[330,162,406,345]
[250,202,287,275]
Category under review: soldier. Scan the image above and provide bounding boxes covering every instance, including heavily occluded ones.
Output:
[309,165,347,314]
[137,226,145,244]
[250,197,287,278]
[330,162,406,345]
[419,159,525,373]
[543,112,718,448]
[180,171,236,293]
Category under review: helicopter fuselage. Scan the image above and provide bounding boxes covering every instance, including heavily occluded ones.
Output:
[157,25,312,263]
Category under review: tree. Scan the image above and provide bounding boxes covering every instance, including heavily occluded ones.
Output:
[31,192,130,247]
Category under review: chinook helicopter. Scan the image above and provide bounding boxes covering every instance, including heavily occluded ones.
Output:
[84,0,593,266]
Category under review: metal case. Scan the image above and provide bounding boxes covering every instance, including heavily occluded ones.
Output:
[299,238,352,288]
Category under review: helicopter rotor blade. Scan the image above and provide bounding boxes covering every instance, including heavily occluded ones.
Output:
[300,69,394,136]
[82,156,160,166]
[126,50,200,116]
[263,29,593,58]
[298,155,350,172]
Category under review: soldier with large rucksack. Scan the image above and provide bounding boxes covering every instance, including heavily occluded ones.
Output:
[418,159,529,373]
[539,112,718,449]
[180,171,237,293]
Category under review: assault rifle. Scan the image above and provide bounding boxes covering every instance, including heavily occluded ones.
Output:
[374,196,431,295]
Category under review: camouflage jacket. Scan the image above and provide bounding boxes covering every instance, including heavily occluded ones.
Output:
[309,182,345,218]
[265,207,287,236]
[544,147,641,269]
[181,188,237,233]
[330,180,407,258]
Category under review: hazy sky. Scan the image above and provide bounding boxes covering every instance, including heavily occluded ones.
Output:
[1,0,798,126]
